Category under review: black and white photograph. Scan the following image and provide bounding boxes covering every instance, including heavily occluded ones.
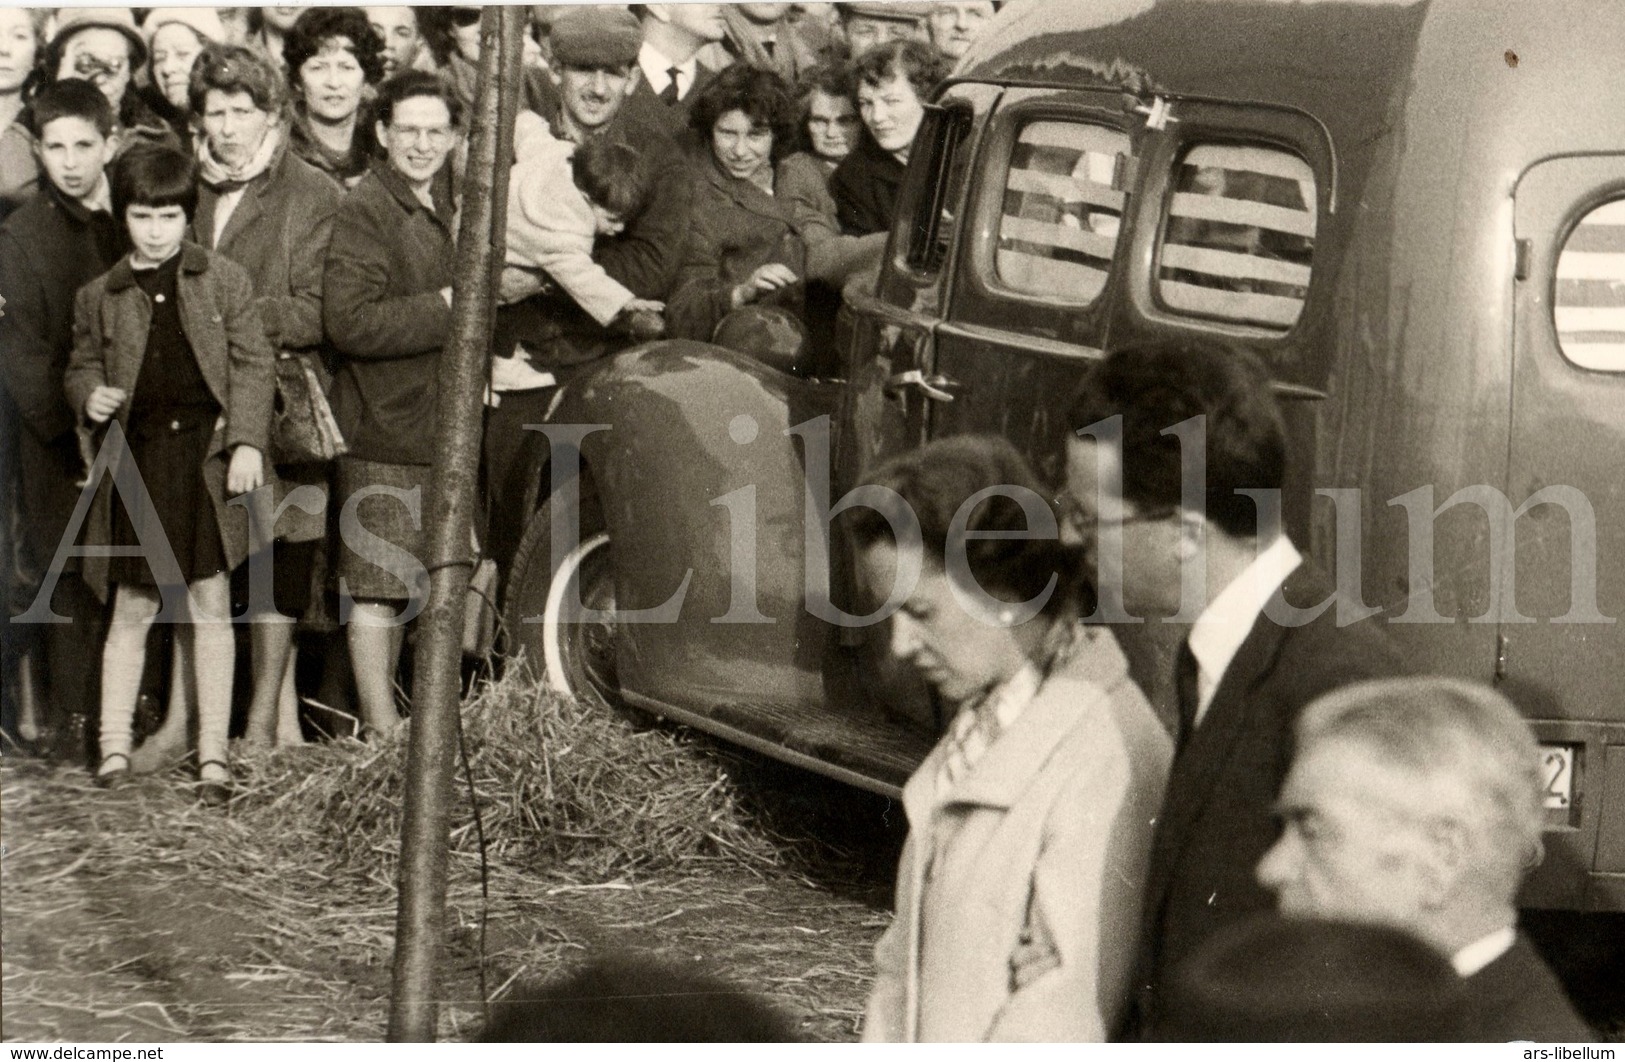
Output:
[1,0,1622,1045]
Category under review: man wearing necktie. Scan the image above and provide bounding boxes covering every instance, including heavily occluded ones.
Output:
[626,3,728,137]
[1060,338,1408,1037]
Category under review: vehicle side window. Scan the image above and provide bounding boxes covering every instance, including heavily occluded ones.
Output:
[1155,143,1317,331]
[1555,198,1625,371]
[993,120,1131,304]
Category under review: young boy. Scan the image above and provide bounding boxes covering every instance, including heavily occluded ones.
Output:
[0,79,123,759]
[504,132,665,331]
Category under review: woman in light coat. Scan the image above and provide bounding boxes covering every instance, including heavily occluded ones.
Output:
[851,435,1173,1042]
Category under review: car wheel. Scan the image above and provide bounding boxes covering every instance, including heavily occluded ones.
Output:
[503,497,619,710]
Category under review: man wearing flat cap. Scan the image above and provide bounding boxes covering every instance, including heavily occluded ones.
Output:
[838,2,930,57]
[1256,677,1594,1042]
[484,5,693,581]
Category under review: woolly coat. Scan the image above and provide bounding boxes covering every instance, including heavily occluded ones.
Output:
[862,628,1174,1042]
[63,243,277,600]
[195,142,342,543]
[506,132,637,326]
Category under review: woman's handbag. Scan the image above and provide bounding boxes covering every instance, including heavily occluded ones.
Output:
[270,351,347,465]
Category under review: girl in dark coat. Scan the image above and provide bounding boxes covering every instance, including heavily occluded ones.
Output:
[322,71,460,737]
[65,145,275,800]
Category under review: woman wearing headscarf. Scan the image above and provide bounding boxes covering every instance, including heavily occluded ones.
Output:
[853,435,1173,1042]
[139,8,225,154]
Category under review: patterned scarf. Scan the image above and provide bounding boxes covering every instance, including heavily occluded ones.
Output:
[196,124,282,193]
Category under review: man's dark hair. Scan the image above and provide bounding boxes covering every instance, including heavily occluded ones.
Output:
[111,143,198,222]
[374,68,464,128]
[688,63,796,163]
[1066,340,1286,539]
[570,137,653,221]
[29,78,116,139]
[284,6,388,89]
[479,954,798,1042]
[851,38,947,103]
[848,434,1086,618]
[189,43,286,118]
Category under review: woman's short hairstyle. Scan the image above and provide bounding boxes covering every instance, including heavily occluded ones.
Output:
[188,42,286,118]
[688,63,796,163]
[571,138,652,221]
[851,38,947,103]
[847,434,1086,619]
[1065,338,1285,540]
[374,68,464,128]
[283,6,388,89]
[792,62,855,153]
[111,142,198,221]
[29,78,117,139]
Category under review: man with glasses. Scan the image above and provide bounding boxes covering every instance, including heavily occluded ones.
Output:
[1060,338,1408,1036]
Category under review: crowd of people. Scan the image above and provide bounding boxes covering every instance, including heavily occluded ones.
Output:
[0,3,1601,1045]
[0,2,988,788]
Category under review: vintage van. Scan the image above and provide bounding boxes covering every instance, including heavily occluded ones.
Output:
[501,0,1625,911]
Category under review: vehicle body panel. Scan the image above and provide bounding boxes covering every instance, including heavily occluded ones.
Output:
[518,0,1625,907]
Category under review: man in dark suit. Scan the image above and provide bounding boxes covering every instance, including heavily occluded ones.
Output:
[1061,339,1409,1034]
[621,3,727,139]
[1258,676,1593,1042]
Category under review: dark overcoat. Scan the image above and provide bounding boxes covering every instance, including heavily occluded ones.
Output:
[0,185,121,570]
[667,153,807,341]
[322,163,455,467]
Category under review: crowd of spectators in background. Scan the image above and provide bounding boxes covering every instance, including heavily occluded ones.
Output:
[0,3,1600,1045]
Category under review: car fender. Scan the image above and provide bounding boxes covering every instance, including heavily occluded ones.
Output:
[534,339,838,708]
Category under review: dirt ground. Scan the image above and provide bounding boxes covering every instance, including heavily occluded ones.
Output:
[3,707,1620,1044]
[0,708,906,1043]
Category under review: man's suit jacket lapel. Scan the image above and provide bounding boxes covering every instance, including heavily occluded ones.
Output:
[1143,564,1304,917]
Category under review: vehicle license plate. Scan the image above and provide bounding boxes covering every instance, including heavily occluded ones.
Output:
[1539,744,1576,810]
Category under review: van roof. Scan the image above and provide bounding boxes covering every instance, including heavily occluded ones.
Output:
[957,0,1625,166]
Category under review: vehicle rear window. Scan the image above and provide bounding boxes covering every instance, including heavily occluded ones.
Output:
[994,121,1130,303]
[1555,198,1625,371]
[1155,143,1317,331]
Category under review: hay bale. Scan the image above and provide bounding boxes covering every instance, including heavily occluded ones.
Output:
[229,674,786,887]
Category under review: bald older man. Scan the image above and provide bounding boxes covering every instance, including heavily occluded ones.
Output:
[1257,677,1593,1042]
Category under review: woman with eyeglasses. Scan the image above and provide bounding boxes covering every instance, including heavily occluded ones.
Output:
[283,6,386,189]
[322,71,462,739]
[851,435,1172,1041]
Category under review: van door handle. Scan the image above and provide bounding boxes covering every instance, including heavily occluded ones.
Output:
[885,370,967,403]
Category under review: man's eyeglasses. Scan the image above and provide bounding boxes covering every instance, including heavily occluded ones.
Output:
[1058,497,1179,538]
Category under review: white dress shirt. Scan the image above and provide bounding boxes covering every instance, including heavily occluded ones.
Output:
[1187,534,1303,727]
[637,42,698,101]
[1451,925,1517,977]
